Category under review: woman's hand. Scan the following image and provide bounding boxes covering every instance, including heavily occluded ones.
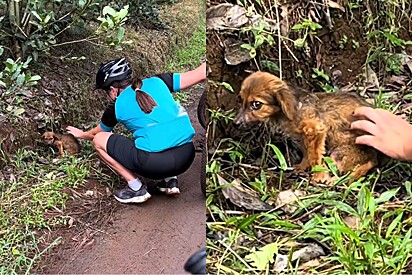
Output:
[66,126,86,139]
[351,107,412,161]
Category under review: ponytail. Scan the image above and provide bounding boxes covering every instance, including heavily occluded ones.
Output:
[131,78,158,114]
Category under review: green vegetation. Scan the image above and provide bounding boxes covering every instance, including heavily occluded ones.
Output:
[0,0,205,273]
[0,146,103,274]
[167,0,206,105]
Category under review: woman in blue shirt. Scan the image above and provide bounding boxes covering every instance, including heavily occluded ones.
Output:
[67,57,206,204]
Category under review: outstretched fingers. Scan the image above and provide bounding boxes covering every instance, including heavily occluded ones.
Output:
[352,106,382,123]
[350,119,379,136]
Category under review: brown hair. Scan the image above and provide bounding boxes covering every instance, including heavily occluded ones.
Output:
[111,78,158,114]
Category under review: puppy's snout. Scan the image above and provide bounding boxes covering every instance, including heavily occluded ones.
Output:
[233,112,253,130]
[233,112,245,126]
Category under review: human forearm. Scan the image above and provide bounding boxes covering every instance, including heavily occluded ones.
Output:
[66,125,104,141]
[179,62,206,90]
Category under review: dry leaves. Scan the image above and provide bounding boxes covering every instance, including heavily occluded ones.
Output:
[217,174,273,211]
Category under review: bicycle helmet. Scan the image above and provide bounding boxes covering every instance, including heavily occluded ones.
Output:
[95,57,132,90]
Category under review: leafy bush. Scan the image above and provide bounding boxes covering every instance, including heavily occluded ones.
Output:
[117,0,178,30]
[0,46,41,117]
[0,0,129,60]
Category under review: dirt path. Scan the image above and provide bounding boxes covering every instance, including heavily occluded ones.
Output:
[43,87,206,274]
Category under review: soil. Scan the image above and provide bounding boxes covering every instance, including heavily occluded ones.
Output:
[40,85,206,274]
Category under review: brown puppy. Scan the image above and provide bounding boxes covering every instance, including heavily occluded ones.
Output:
[42,131,81,156]
[234,71,379,183]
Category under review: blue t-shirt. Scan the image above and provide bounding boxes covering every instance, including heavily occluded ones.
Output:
[99,73,195,152]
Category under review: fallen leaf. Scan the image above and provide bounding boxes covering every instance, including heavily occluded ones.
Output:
[245,243,278,270]
[327,0,346,12]
[275,189,307,214]
[387,75,407,86]
[217,174,273,211]
[363,64,379,88]
[344,215,360,230]
[206,4,248,30]
[299,258,321,270]
[224,38,253,65]
[291,243,325,262]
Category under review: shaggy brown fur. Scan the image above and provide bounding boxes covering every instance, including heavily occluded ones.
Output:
[42,131,81,156]
[234,71,379,183]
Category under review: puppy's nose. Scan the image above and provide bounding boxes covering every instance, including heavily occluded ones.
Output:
[233,113,244,125]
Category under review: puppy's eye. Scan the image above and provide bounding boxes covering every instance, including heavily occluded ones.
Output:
[250,101,263,111]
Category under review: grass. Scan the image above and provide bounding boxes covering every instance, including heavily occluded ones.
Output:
[165,0,206,105]
[0,145,106,274]
[206,0,412,274]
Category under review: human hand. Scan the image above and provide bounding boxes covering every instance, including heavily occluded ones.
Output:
[351,107,412,161]
[66,126,85,139]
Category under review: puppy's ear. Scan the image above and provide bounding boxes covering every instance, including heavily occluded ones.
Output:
[275,87,296,121]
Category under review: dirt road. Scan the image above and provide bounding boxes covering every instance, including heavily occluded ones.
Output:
[43,87,206,274]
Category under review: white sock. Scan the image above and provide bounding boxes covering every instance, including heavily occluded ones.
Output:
[128,179,142,191]
[164,176,177,182]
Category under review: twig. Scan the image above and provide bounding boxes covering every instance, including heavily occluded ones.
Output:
[75,218,110,236]
[217,239,258,274]
[254,225,301,236]
[144,248,157,256]
[291,205,323,222]
[25,236,62,275]
[282,39,300,63]
[274,0,282,79]
[49,36,99,48]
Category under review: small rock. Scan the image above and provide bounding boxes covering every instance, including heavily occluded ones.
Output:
[33,113,45,121]
[85,190,94,197]
[273,254,288,273]
[68,217,74,228]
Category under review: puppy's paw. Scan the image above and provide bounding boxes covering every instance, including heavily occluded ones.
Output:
[311,171,331,184]
[294,161,309,172]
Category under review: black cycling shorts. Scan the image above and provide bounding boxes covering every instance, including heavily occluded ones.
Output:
[106,134,195,180]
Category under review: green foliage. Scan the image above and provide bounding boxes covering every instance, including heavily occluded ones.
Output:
[96,5,129,49]
[0,0,129,60]
[241,19,275,59]
[0,52,41,117]
[312,68,336,93]
[362,2,412,76]
[292,18,322,48]
[245,242,278,270]
[117,0,175,30]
